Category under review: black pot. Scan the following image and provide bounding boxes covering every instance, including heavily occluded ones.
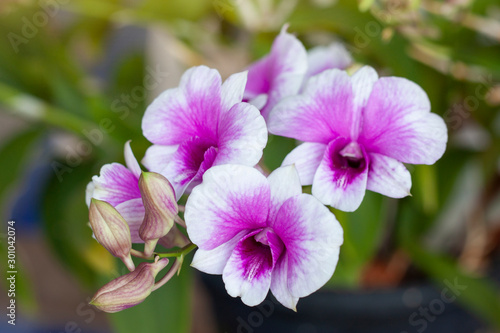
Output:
[200,274,484,333]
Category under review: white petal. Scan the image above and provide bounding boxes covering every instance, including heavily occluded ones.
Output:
[272,195,343,299]
[221,71,248,114]
[359,77,447,164]
[305,42,352,80]
[366,153,412,198]
[350,66,378,140]
[191,230,249,275]
[268,69,354,144]
[142,66,221,146]
[222,230,276,307]
[266,165,302,222]
[142,144,178,173]
[281,142,327,185]
[216,102,268,167]
[124,141,142,179]
[185,165,270,250]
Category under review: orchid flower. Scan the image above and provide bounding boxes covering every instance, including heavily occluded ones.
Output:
[185,164,343,310]
[268,66,448,211]
[86,142,186,248]
[86,141,144,242]
[142,66,268,199]
[244,25,352,120]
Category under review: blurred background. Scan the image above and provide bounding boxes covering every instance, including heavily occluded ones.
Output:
[1,0,500,332]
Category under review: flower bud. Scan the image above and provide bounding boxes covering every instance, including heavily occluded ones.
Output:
[90,258,169,313]
[138,172,178,256]
[158,225,190,249]
[89,199,134,271]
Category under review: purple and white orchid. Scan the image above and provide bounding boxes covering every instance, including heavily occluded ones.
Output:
[142,66,268,199]
[86,142,185,248]
[244,25,352,120]
[185,164,343,310]
[86,141,145,242]
[268,66,448,211]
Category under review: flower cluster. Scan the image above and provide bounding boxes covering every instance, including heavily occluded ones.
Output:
[85,26,447,313]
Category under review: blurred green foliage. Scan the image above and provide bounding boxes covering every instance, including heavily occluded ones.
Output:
[1,0,500,331]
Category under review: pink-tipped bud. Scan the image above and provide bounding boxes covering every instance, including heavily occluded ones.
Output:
[138,172,178,256]
[89,199,135,271]
[90,258,169,313]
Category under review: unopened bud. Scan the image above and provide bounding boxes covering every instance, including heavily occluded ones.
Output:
[89,199,134,271]
[90,258,169,313]
[139,172,178,256]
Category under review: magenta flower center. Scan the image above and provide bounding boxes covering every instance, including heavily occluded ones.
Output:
[336,141,366,170]
[185,137,219,177]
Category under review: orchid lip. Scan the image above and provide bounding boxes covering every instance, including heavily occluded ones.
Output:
[338,141,365,169]
[254,227,272,246]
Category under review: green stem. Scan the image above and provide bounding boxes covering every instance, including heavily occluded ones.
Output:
[155,243,197,258]
[0,81,95,134]
[130,243,197,261]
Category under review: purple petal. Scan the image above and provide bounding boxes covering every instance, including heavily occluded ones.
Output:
[350,66,378,140]
[244,27,308,120]
[268,69,354,144]
[142,66,221,146]
[359,77,448,164]
[191,230,249,275]
[216,102,268,167]
[266,165,302,223]
[115,198,145,243]
[91,163,141,207]
[311,137,369,211]
[221,71,247,114]
[185,165,270,250]
[161,136,218,199]
[244,57,270,101]
[271,194,343,299]
[281,142,327,185]
[124,141,142,179]
[367,153,411,198]
[142,144,178,173]
[305,43,352,80]
[223,229,284,306]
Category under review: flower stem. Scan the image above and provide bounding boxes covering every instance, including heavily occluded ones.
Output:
[130,242,197,261]
[174,215,186,228]
[152,259,181,291]
[130,249,154,260]
[155,243,197,258]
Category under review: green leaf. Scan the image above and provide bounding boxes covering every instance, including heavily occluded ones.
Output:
[0,128,42,203]
[109,258,193,333]
[41,158,102,288]
[262,135,296,171]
